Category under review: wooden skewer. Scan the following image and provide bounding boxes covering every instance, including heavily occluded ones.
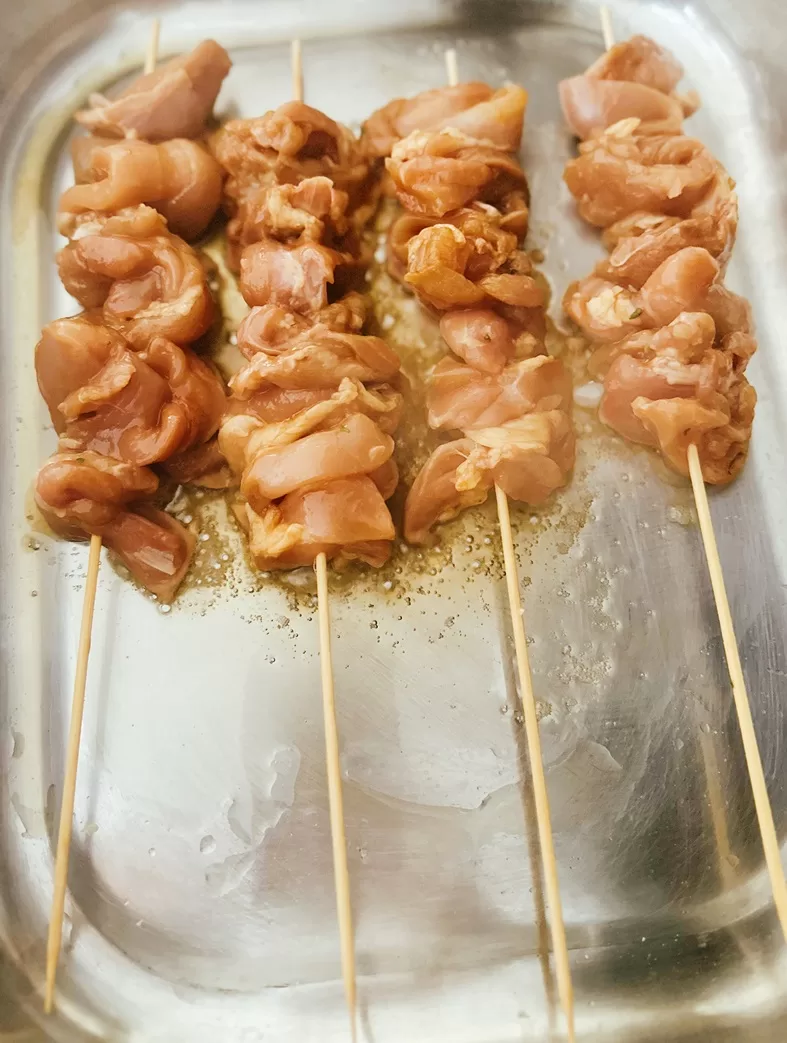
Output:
[290,37,357,1040]
[43,18,161,1015]
[315,552,357,1041]
[444,48,576,1043]
[688,446,787,939]
[599,10,787,943]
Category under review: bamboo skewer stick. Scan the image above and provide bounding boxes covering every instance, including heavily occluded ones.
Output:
[444,48,576,1043]
[43,18,161,1015]
[44,533,101,1014]
[688,447,787,940]
[290,37,357,1040]
[598,8,787,943]
[315,551,357,1041]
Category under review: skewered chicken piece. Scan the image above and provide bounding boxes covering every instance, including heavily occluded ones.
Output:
[363,80,575,542]
[211,99,404,571]
[35,452,194,602]
[62,136,224,241]
[559,34,697,139]
[57,205,215,347]
[75,39,231,141]
[210,101,376,267]
[559,35,755,485]
[362,82,528,158]
[35,314,225,465]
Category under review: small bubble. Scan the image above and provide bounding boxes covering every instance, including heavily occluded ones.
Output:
[158,603,172,615]
[199,532,210,542]
[513,712,524,725]
[220,553,229,562]
[148,848,156,858]
[228,331,238,346]
[30,590,38,598]
[182,514,193,525]
[500,704,509,715]
[382,580,393,591]
[369,620,378,629]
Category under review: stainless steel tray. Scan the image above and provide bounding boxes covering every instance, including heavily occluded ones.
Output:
[1,1,786,1040]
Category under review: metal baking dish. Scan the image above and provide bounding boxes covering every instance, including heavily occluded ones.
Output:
[1,0,786,1039]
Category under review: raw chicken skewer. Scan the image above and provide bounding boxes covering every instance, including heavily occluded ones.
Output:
[290,38,358,1042]
[44,20,162,1015]
[587,7,787,942]
[447,48,577,1042]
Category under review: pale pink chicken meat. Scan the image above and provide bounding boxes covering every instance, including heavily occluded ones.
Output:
[57,206,214,346]
[386,128,529,219]
[210,102,374,263]
[34,451,194,601]
[236,291,367,360]
[36,315,225,465]
[230,324,400,396]
[564,246,720,342]
[564,123,718,228]
[62,137,224,241]
[239,239,348,314]
[242,477,395,571]
[559,35,695,140]
[404,409,575,544]
[404,221,543,312]
[240,412,394,512]
[427,355,572,432]
[75,39,231,142]
[362,83,528,158]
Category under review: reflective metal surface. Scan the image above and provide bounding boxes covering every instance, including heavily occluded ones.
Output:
[1,1,787,1040]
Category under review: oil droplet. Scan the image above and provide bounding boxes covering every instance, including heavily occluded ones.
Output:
[200,835,216,855]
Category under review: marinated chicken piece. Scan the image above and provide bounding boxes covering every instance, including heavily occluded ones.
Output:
[230,324,400,395]
[221,378,402,473]
[75,39,231,141]
[564,247,719,342]
[225,176,351,266]
[456,411,576,505]
[601,349,755,484]
[560,36,695,140]
[62,137,224,241]
[242,477,395,570]
[239,239,348,313]
[236,291,367,360]
[403,440,491,544]
[559,78,686,140]
[404,222,544,311]
[587,36,684,94]
[37,317,225,464]
[439,309,518,374]
[404,409,574,543]
[597,175,738,286]
[631,377,755,484]
[210,102,372,247]
[427,355,572,432]
[57,206,214,346]
[240,412,394,512]
[563,121,718,228]
[34,450,194,600]
[386,128,529,218]
[224,380,403,438]
[363,82,528,158]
